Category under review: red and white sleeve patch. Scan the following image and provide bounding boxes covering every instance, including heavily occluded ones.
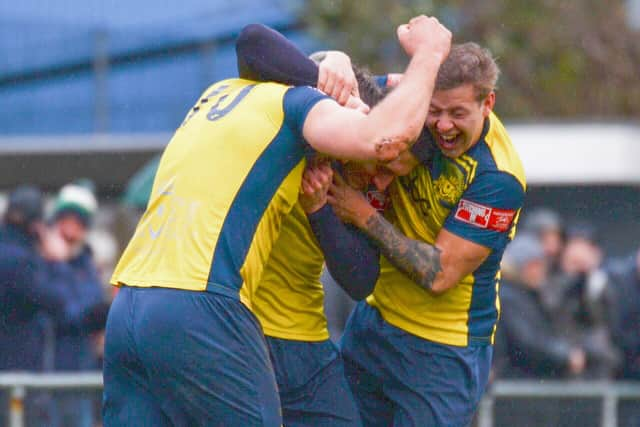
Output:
[366,189,390,212]
[454,199,516,232]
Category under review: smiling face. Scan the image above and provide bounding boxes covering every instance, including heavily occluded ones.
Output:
[427,42,500,158]
[426,84,495,159]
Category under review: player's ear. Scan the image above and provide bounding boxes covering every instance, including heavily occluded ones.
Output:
[482,91,495,117]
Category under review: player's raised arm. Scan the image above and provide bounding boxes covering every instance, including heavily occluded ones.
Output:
[235,23,319,86]
[301,16,451,162]
[235,24,359,105]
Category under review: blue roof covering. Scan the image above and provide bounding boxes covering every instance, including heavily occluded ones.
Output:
[0,0,319,135]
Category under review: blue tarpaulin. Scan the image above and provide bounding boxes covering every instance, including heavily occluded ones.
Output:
[0,0,317,135]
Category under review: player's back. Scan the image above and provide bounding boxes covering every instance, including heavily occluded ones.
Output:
[111,78,316,305]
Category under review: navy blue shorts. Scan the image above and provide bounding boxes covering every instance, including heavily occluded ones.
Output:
[266,337,361,427]
[340,302,492,427]
[102,286,281,427]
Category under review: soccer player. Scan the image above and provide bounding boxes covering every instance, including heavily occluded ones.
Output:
[102,16,451,427]
[249,77,385,427]
[328,44,527,427]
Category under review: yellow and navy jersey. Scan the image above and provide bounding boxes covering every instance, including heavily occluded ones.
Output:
[368,112,526,347]
[111,78,328,308]
[251,201,328,341]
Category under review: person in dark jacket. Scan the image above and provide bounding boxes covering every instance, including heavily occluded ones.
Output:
[607,248,640,427]
[542,222,620,379]
[495,233,586,379]
[0,185,109,427]
[47,181,107,427]
[608,248,640,380]
[0,185,73,427]
[0,185,70,371]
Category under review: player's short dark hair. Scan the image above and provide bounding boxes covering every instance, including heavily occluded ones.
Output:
[435,42,500,101]
[353,65,385,107]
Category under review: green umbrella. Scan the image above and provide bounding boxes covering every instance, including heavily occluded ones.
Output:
[122,155,161,209]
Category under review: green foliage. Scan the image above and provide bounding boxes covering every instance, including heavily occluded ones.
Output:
[303,0,640,118]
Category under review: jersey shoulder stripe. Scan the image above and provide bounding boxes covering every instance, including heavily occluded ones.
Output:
[208,120,308,290]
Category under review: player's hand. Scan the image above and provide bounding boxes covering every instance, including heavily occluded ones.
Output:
[38,225,71,262]
[397,15,451,61]
[318,51,359,105]
[374,136,408,163]
[345,95,370,114]
[328,172,376,229]
[300,161,333,214]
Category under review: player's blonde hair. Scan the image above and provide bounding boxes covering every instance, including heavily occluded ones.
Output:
[435,42,500,102]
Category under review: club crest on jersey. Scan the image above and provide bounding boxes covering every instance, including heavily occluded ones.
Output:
[454,199,515,232]
[366,189,390,212]
[434,174,464,206]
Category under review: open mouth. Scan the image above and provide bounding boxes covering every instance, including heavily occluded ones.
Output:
[437,134,459,151]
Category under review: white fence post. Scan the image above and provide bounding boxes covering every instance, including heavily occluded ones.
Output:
[477,394,494,427]
[9,385,25,427]
[602,389,618,427]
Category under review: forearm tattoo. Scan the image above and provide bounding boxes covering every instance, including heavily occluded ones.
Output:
[363,212,442,290]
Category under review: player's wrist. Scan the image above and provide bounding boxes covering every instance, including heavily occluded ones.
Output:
[411,48,446,67]
[355,205,378,229]
[302,199,327,214]
[309,50,328,64]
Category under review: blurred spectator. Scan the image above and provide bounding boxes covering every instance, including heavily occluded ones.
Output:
[87,228,118,291]
[607,247,640,380]
[0,185,69,371]
[522,207,565,273]
[0,184,110,427]
[0,185,70,426]
[543,222,620,379]
[47,180,107,427]
[495,233,586,379]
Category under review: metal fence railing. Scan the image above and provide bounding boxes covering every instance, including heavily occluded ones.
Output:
[0,372,103,427]
[478,380,640,427]
[2,374,640,427]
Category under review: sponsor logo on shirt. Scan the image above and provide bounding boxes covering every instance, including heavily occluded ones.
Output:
[454,199,515,232]
[366,189,390,212]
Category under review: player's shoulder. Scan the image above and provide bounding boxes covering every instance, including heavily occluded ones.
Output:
[466,113,526,190]
[283,85,327,102]
[281,85,331,128]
